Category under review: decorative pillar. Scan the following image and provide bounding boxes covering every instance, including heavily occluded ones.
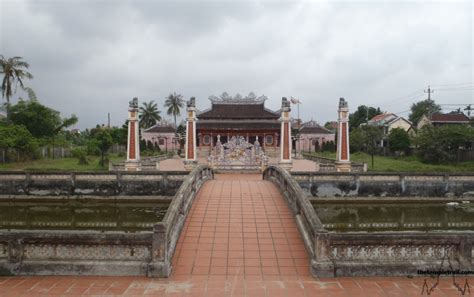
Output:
[125,97,141,171]
[335,97,351,172]
[184,97,197,170]
[279,97,292,169]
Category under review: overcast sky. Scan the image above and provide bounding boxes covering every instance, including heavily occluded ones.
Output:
[1,0,472,129]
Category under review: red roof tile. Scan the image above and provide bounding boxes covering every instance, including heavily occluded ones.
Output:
[198,103,280,120]
[430,113,469,123]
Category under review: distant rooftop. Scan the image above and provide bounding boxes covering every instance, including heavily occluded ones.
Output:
[299,120,333,134]
[144,123,176,133]
[430,112,470,123]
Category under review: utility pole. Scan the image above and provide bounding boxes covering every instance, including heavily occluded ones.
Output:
[424,85,434,101]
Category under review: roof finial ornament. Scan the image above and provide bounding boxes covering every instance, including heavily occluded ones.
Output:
[208,92,268,104]
[187,97,196,108]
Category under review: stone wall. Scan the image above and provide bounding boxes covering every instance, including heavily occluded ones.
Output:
[0,171,188,197]
[292,172,474,197]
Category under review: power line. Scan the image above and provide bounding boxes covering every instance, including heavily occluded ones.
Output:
[432,82,473,87]
[438,87,474,92]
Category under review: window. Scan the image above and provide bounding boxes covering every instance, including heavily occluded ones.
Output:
[265,135,273,145]
[203,135,211,145]
[159,139,165,146]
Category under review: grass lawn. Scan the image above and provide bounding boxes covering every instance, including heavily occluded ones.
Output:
[0,155,125,172]
[307,151,474,173]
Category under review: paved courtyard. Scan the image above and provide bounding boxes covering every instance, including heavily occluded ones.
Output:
[0,174,471,296]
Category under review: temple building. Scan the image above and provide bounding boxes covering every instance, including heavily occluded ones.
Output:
[141,122,177,153]
[297,120,335,153]
[195,92,282,158]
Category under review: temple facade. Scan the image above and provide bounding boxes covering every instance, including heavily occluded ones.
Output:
[195,92,282,158]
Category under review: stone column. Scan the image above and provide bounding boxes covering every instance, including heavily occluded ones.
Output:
[125,97,141,171]
[184,97,197,170]
[279,97,292,169]
[335,97,351,172]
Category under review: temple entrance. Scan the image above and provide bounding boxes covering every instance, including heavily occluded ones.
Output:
[207,135,268,171]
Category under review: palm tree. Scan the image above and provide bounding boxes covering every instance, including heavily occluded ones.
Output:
[164,92,184,127]
[0,56,34,118]
[139,100,161,129]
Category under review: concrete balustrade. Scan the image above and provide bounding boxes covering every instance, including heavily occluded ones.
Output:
[0,171,189,197]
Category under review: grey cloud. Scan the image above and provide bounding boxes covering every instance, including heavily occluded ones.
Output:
[0,0,472,129]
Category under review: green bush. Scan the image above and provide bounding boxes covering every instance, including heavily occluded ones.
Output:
[71,147,88,165]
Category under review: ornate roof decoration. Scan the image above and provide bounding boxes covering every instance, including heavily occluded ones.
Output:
[301,120,320,128]
[209,92,268,105]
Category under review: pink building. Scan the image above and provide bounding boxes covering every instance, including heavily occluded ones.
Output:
[141,124,177,153]
[297,120,335,153]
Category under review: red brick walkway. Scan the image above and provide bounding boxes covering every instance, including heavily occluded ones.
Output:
[0,174,472,296]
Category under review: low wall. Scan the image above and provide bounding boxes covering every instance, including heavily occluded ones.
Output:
[292,172,474,198]
[110,155,171,171]
[264,166,474,277]
[0,166,214,277]
[301,153,367,172]
[0,171,188,197]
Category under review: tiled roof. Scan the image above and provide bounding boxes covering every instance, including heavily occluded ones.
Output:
[197,121,279,131]
[144,125,176,133]
[197,103,280,120]
[299,126,333,134]
[299,121,333,134]
[368,113,397,123]
[430,113,470,123]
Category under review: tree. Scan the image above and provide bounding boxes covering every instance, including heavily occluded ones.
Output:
[363,126,383,168]
[388,128,410,156]
[408,99,441,126]
[349,128,366,152]
[0,124,37,161]
[349,105,382,131]
[139,100,161,129]
[9,100,77,139]
[18,87,37,101]
[164,92,184,127]
[415,125,473,164]
[0,56,33,119]
[175,124,186,155]
[109,125,127,145]
[93,128,113,167]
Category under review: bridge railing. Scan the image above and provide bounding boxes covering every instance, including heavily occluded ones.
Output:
[266,168,474,277]
[263,166,325,260]
[149,165,214,277]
